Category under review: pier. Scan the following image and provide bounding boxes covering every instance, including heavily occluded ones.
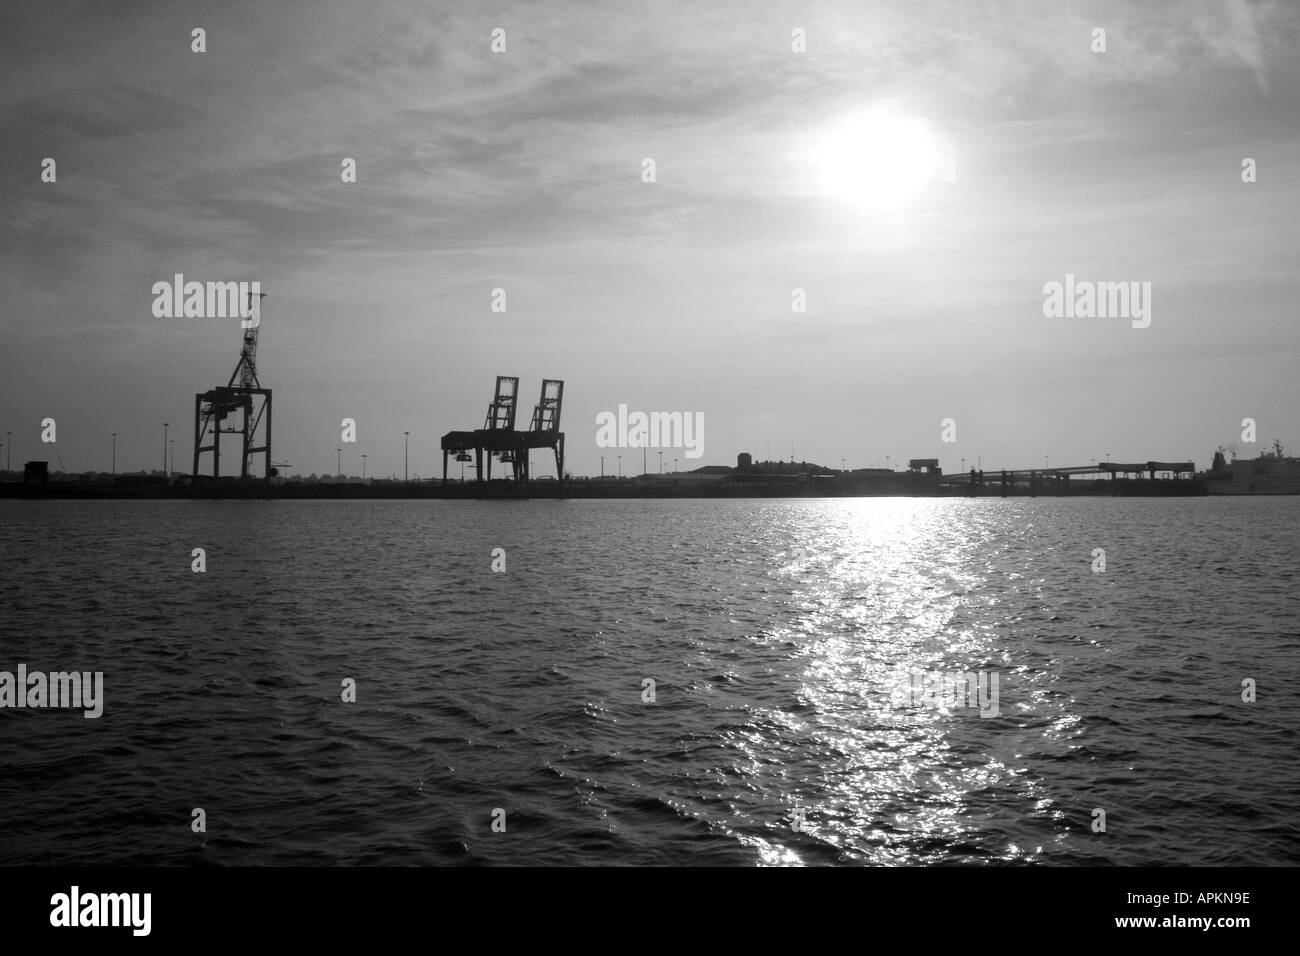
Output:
[938,461,1199,496]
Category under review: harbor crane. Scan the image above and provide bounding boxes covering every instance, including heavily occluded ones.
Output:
[441,375,565,484]
[191,291,273,479]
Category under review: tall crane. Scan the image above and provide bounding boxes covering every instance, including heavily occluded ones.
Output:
[440,375,565,485]
[192,291,274,479]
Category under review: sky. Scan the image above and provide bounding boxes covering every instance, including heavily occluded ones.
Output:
[2,0,1297,479]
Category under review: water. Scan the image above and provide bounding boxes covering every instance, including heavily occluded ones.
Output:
[0,497,1297,866]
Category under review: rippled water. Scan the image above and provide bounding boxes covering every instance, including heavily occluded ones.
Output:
[0,497,1297,866]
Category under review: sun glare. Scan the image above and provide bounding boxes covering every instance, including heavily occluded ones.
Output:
[812,109,940,211]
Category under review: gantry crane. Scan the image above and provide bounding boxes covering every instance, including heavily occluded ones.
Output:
[192,291,273,479]
[441,375,564,484]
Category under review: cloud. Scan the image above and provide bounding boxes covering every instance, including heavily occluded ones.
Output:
[2,0,1298,474]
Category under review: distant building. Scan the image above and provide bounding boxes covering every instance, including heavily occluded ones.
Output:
[24,461,49,485]
[737,452,753,470]
[670,464,733,485]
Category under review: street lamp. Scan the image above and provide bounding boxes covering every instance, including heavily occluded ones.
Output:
[674,457,678,474]
[617,455,622,478]
[841,458,846,473]
[337,448,342,478]
[112,433,117,475]
[362,454,367,479]
[961,457,966,473]
[170,439,175,477]
[977,456,982,470]
[658,451,663,474]
[404,432,410,483]
[163,423,169,478]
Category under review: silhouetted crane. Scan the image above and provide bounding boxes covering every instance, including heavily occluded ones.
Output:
[441,375,565,484]
[192,291,273,479]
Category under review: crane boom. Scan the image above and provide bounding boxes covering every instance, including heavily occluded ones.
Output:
[227,292,266,389]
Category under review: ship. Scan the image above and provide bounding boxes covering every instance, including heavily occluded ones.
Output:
[1205,440,1300,495]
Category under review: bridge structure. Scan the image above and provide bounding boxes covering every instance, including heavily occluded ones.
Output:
[936,461,1197,496]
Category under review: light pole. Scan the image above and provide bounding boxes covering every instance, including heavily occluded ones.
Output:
[961,457,966,473]
[601,456,604,479]
[163,423,169,478]
[1045,455,1050,470]
[674,457,678,474]
[659,451,663,474]
[885,455,891,471]
[404,432,410,483]
[337,448,342,478]
[617,455,622,478]
[112,433,117,475]
[362,454,367,479]
[977,456,982,471]
[5,431,10,472]
[841,458,846,473]
[170,439,175,477]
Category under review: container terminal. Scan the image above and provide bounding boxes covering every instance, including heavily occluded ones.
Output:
[2,295,1284,499]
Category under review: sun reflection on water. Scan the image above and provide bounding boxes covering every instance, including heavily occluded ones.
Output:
[718,499,1067,864]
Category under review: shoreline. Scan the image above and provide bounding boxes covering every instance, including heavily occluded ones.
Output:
[0,477,1217,500]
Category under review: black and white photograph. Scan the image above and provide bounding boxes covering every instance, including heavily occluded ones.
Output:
[0,0,1293,939]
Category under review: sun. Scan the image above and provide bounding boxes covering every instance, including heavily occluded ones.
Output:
[811,108,940,211]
